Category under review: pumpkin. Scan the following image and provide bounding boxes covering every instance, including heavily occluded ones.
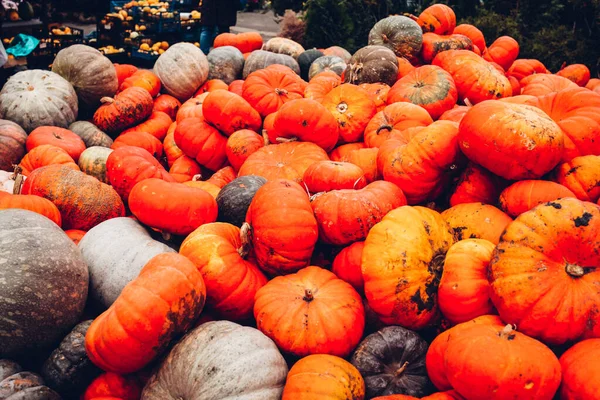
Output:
[242,67,305,117]
[557,63,591,87]
[438,106,468,123]
[142,321,288,399]
[207,166,236,187]
[106,146,174,202]
[441,203,512,245]
[114,64,138,87]
[153,94,181,120]
[396,57,416,79]
[163,122,182,167]
[19,144,79,176]
[449,163,504,206]
[283,354,365,400]
[65,229,86,245]
[183,178,221,199]
[239,141,328,184]
[373,392,464,400]
[202,90,261,136]
[322,83,377,143]
[22,165,125,230]
[169,155,202,183]
[52,45,118,106]
[174,117,228,171]
[244,179,318,275]
[216,175,267,227]
[264,37,305,59]
[490,198,600,344]
[520,73,578,96]
[0,209,88,358]
[559,339,600,399]
[344,45,399,87]
[587,78,600,94]
[458,101,563,180]
[304,71,342,102]
[309,55,347,80]
[119,69,161,98]
[154,42,209,101]
[323,45,352,62]
[506,59,548,81]
[129,178,218,236]
[41,320,101,398]
[311,181,407,246]
[111,130,164,159]
[362,206,454,329]
[214,31,263,53]
[453,24,485,51]
[195,79,229,96]
[420,33,473,64]
[417,4,456,34]
[368,16,423,59]
[343,146,380,183]
[351,326,430,398]
[228,79,244,95]
[225,129,264,171]
[432,50,512,103]
[0,70,78,133]
[85,253,206,373]
[26,126,86,162]
[176,93,208,123]
[243,50,301,78]
[332,241,365,295]
[508,75,521,94]
[0,120,27,171]
[483,36,519,71]
[122,110,172,141]
[388,65,457,119]
[69,121,113,148]
[444,324,561,400]
[382,120,463,204]
[82,372,141,400]
[303,161,366,193]
[499,180,576,217]
[554,155,600,203]
[438,239,496,324]
[255,266,365,357]
[79,217,175,309]
[364,102,432,148]
[0,360,61,399]
[207,46,245,84]
[359,82,390,111]
[93,87,154,136]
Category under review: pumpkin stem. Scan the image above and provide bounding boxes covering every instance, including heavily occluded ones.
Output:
[100,97,115,105]
[161,232,172,241]
[394,361,409,377]
[262,130,270,146]
[238,222,252,259]
[310,192,325,202]
[353,177,364,189]
[191,174,203,181]
[337,102,349,114]
[275,88,289,96]
[566,263,586,277]
[303,289,314,302]
[404,13,419,22]
[376,125,393,134]
[275,137,298,143]
[12,165,24,195]
[499,324,517,340]
[464,98,474,108]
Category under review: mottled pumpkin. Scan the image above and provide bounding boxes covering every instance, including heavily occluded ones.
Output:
[323,46,352,62]
[154,42,209,101]
[216,175,266,227]
[417,4,456,34]
[554,155,600,203]
[264,37,305,59]
[208,46,245,84]
[0,120,27,171]
[344,46,399,87]
[368,16,423,59]
[420,33,473,64]
[322,83,377,143]
[93,87,154,136]
[242,67,305,117]
[441,202,512,245]
[19,144,79,176]
[243,50,301,78]
[225,129,265,171]
[309,55,347,80]
[174,117,228,172]
[499,180,576,217]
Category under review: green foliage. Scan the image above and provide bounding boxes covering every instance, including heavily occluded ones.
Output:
[271,0,304,16]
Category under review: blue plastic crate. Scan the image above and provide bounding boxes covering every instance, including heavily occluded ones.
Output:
[142,11,181,33]
[131,48,159,61]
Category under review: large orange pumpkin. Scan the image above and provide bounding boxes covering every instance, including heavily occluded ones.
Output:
[195,79,229,96]
[489,198,600,345]
[322,84,377,143]
[176,93,208,123]
[520,73,578,96]
[364,102,432,148]
[244,179,318,275]
[556,63,591,87]
[449,163,504,206]
[26,126,86,162]
[452,24,485,51]
[114,64,138,88]
[225,129,265,171]
[483,36,519,71]
[304,71,342,103]
[311,181,407,246]
[19,144,79,176]
[362,206,454,329]
[153,94,181,120]
[441,202,512,245]
[121,111,172,141]
[554,155,600,203]
[332,241,365,295]
[85,253,206,373]
[303,160,366,193]
[559,339,600,400]
[417,4,456,34]
[174,117,228,172]
[420,33,473,64]
[242,68,305,117]
[499,180,576,217]
[179,222,267,321]
[458,100,564,180]
[202,90,262,136]
[111,130,164,159]
[93,87,154,135]
[255,266,365,357]
[506,59,548,81]
[119,70,161,98]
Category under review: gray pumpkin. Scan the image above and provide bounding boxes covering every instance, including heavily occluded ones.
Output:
[263,37,305,59]
[78,217,176,309]
[216,176,267,228]
[207,46,245,85]
[0,361,61,399]
[243,50,300,78]
[345,45,399,86]
[69,121,113,148]
[368,16,423,59]
[0,209,88,358]
[142,321,288,400]
[0,70,78,132]
[309,55,347,80]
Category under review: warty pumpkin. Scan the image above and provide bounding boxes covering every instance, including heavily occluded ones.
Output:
[559,339,600,400]
[202,90,262,136]
[153,94,181,120]
[93,86,153,136]
[255,266,365,357]
[416,4,456,34]
[556,63,591,87]
[86,253,206,374]
[449,163,505,206]
[111,130,164,159]
[19,144,79,176]
[119,69,161,97]
[121,110,172,141]
[364,102,432,148]
[26,126,86,162]
[225,129,265,171]
[303,160,367,193]
[344,45,399,87]
[332,241,365,295]
[441,202,512,245]
[420,33,473,64]
[368,15,423,59]
[554,155,600,203]
[174,116,228,172]
[483,36,519,71]
[506,59,548,81]
[0,119,27,171]
[322,83,377,143]
[242,67,305,117]
[499,180,576,217]
[153,42,209,101]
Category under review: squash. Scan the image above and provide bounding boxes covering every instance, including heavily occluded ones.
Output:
[153,94,181,120]
[202,90,262,136]
[499,180,576,217]
[243,50,300,78]
[298,49,324,80]
[345,45,399,87]
[0,360,61,399]
[82,372,141,400]
[41,320,101,398]
[304,160,366,193]
[449,163,505,206]
[441,203,512,245]
[264,37,305,59]
[122,110,172,141]
[26,126,86,162]
[78,146,113,183]
[559,339,600,400]
[207,46,245,84]
[0,120,27,171]
[154,43,209,101]
[0,209,88,358]
[417,4,456,34]
[142,321,288,400]
[351,326,430,398]
[368,15,423,59]
[216,175,267,227]
[242,67,305,117]
[93,87,154,136]
[120,70,161,98]
[69,121,113,148]
[226,129,264,171]
[0,70,78,132]
[322,83,377,143]
[79,217,176,309]
[19,144,79,176]
[174,117,228,172]
[483,36,520,71]
[420,33,473,64]
[52,45,118,107]
[309,55,347,80]
[364,102,433,148]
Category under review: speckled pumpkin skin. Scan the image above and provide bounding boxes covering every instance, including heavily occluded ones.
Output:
[0,209,88,359]
[142,321,288,399]
[208,46,246,84]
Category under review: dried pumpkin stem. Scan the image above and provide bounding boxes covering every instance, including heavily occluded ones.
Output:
[303,289,314,302]
[395,361,409,377]
[275,137,298,143]
[191,174,203,182]
[566,264,585,277]
[262,130,270,146]
[376,125,393,134]
[238,222,252,259]
[12,165,24,195]
[499,324,517,340]
[275,88,289,96]
[464,98,474,107]
[100,97,115,105]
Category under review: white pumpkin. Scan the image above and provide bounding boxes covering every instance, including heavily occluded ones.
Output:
[142,321,288,400]
[154,42,209,102]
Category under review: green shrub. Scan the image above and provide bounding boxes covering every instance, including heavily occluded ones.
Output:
[271,0,304,16]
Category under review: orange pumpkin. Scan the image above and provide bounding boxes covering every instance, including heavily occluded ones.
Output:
[244,179,318,275]
[499,180,576,217]
[65,229,86,244]
[322,83,377,143]
[255,266,365,357]
[195,79,229,96]
[420,33,473,64]
[111,130,164,159]
[163,123,182,167]
[120,70,161,97]
[489,198,600,344]
[206,166,236,188]
[242,68,305,117]
[438,105,469,123]
[174,117,228,172]
[129,178,218,236]
[26,126,86,162]
[82,372,141,400]
[153,94,181,120]
[332,241,365,295]
[520,73,578,96]
[93,87,154,135]
[453,24,485,51]
[449,163,504,206]
[483,36,519,70]
[85,253,206,373]
[183,177,221,199]
[169,155,202,183]
[506,59,548,81]
[438,239,496,325]
[228,79,245,96]
[417,4,456,34]
[364,102,432,148]
[587,78,600,94]
[373,392,464,400]
[121,111,172,141]
[388,65,458,119]
[225,129,265,171]
[304,71,342,103]
[359,83,390,111]
[303,160,366,193]
[396,57,416,79]
[554,155,600,203]
[202,90,261,136]
[559,339,600,400]
[214,31,263,53]
[19,144,79,176]
[362,206,454,329]
[342,147,380,183]
[329,142,366,161]
[180,222,267,321]
[556,63,591,87]
[114,64,138,88]
[176,93,208,123]
[441,202,512,245]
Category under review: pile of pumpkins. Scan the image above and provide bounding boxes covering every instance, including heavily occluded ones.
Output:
[0,3,600,399]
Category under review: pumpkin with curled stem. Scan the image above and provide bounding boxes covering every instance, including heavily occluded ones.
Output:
[368,16,423,59]
[364,102,432,148]
[93,87,153,136]
[351,326,430,398]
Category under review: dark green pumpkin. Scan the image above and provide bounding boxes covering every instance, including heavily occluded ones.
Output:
[208,46,245,85]
[351,326,431,398]
[216,175,267,227]
[344,45,399,86]
[308,55,346,80]
[368,15,423,59]
[41,320,102,398]
[298,49,324,81]
[243,50,300,78]
[18,1,34,21]
[0,360,61,399]
[69,121,113,148]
